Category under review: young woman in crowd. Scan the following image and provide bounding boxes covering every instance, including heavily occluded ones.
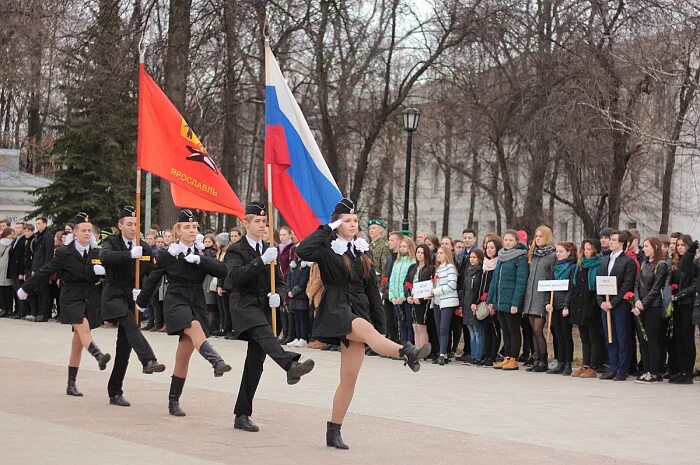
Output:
[389,237,416,344]
[523,225,556,370]
[478,237,502,367]
[0,228,14,318]
[406,244,434,352]
[669,235,698,384]
[136,209,231,417]
[296,199,430,450]
[462,249,484,365]
[213,232,230,337]
[431,246,459,365]
[286,253,311,347]
[633,237,669,383]
[278,226,297,344]
[569,239,604,378]
[18,213,110,396]
[487,230,529,371]
[425,235,440,254]
[545,242,577,375]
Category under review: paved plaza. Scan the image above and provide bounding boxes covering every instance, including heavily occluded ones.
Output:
[1,319,698,465]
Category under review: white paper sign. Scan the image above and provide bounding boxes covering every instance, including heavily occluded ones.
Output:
[537,280,569,292]
[596,276,618,295]
[412,280,433,299]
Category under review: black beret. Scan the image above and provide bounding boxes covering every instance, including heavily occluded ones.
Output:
[333,198,355,215]
[245,202,266,216]
[119,205,136,220]
[599,227,614,238]
[74,212,91,225]
[177,209,195,223]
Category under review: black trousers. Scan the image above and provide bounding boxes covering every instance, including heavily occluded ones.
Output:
[579,325,605,368]
[551,309,573,363]
[637,305,663,374]
[481,314,500,361]
[497,312,522,358]
[520,316,533,356]
[217,292,230,334]
[107,310,157,397]
[674,303,696,375]
[449,314,463,354]
[33,280,51,318]
[382,299,399,342]
[234,324,300,416]
[12,279,25,316]
[0,286,13,313]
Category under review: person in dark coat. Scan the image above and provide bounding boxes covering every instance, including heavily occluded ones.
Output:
[30,217,55,322]
[545,242,577,375]
[668,235,698,384]
[18,212,111,396]
[20,224,35,320]
[6,223,26,318]
[100,206,166,407]
[226,202,314,433]
[296,198,431,450]
[568,239,604,378]
[597,230,637,381]
[286,253,311,346]
[136,209,231,417]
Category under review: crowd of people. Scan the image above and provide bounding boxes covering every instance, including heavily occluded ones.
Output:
[1,216,699,389]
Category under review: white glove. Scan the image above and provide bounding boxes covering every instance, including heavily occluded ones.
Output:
[168,243,182,257]
[136,304,146,313]
[194,240,205,252]
[17,288,28,300]
[184,254,201,264]
[268,292,281,308]
[130,245,143,258]
[196,233,204,243]
[63,233,74,245]
[329,219,342,230]
[132,289,141,302]
[93,265,106,276]
[300,261,312,268]
[90,234,98,248]
[261,247,278,265]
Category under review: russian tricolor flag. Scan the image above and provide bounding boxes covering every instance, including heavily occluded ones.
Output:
[264,44,342,240]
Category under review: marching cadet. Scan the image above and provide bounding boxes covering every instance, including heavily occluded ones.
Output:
[136,209,230,417]
[296,199,430,450]
[18,212,111,396]
[100,206,166,408]
[227,202,315,433]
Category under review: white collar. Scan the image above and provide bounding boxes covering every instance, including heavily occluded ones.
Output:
[122,236,136,248]
[610,249,624,260]
[331,236,353,256]
[74,242,90,254]
[246,235,262,251]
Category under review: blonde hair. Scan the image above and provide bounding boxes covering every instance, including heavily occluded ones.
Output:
[399,236,416,260]
[172,221,199,242]
[528,225,554,261]
[436,245,455,266]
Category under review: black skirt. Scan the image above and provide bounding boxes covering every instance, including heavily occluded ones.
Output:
[60,284,102,330]
[411,300,430,325]
[313,285,371,347]
[163,285,211,337]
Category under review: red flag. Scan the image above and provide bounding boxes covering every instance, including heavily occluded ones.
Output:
[137,63,244,218]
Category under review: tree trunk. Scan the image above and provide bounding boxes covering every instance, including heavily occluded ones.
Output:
[467,150,477,228]
[442,165,451,237]
[160,0,192,227]
[222,0,241,231]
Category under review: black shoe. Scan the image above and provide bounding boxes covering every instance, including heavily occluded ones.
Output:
[533,361,548,373]
[87,343,111,370]
[526,362,537,372]
[34,316,47,322]
[0,309,6,318]
[669,374,693,384]
[169,399,186,416]
[455,354,468,362]
[547,362,565,374]
[287,359,315,385]
[437,355,446,366]
[399,342,431,372]
[141,323,154,331]
[234,415,259,432]
[326,421,349,449]
[613,375,627,381]
[562,362,572,376]
[663,371,677,380]
[142,360,166,374]
[599,371,615,380]
[597,364,610,374]
[481,358,494,368]
[517,353,529,363]
[11,313,22,319]
[109,395,131,407]
[66,367,83,397]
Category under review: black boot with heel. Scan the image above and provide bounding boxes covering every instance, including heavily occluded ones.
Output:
[326,421,349,450]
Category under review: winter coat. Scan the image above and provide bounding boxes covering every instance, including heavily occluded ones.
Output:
[0,238,14,286]
[370,236,390,287]
[461,264,483,325]
[433,263,459,308]
[486,243,529,312]
[522,248,556,317]
[389,255,415,302]
[287,260,311,311]
[634,259,669,309]
[568,264,601,327]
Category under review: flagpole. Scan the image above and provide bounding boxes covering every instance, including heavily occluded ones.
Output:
[267,163,277,335]
[134,37,146,321]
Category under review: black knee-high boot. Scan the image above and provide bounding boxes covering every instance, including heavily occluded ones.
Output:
[168,375,186,416]
[326,421,349,449]
[66,366,83,397]
[198,341,231,377]
[87,342,111,370]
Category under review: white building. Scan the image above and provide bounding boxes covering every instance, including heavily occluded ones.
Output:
[0,149,52,223]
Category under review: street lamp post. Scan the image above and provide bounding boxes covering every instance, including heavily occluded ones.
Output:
[401,107,420,233]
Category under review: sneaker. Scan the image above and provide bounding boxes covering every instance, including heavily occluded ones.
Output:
[437,355,447,366]
[286,339,299,347]
[571,366,586,377]
[548,359,559,370]
[480,359,494,368]
[296,339,308,348]
[463,358,478,366]
[493,357,509,369]
[635,372,654,384]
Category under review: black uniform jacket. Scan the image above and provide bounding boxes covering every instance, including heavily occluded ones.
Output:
[296,225,385,344]
[137,244,227,336]
[99,234,153,320]
[227,238,286,341]
[22,241,102,328]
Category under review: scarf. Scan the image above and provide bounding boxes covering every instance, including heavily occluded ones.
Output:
[279,240,293,252]
[482,256,498,271]
[574,255,602,291]
[554,258,575,280]
[467,263,482,279]
[533,245,556,258]
[498,245,527,262]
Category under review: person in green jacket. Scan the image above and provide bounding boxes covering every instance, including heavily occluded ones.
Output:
[487,230,529,371]
[368,219,390,288]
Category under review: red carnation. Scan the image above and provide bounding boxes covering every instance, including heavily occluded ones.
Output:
[380,277,388,286]
[455,308,463,317]
[404,282,413,290]
[670,284,679,292]
[480,292,488,302]
[623,292,635,300]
